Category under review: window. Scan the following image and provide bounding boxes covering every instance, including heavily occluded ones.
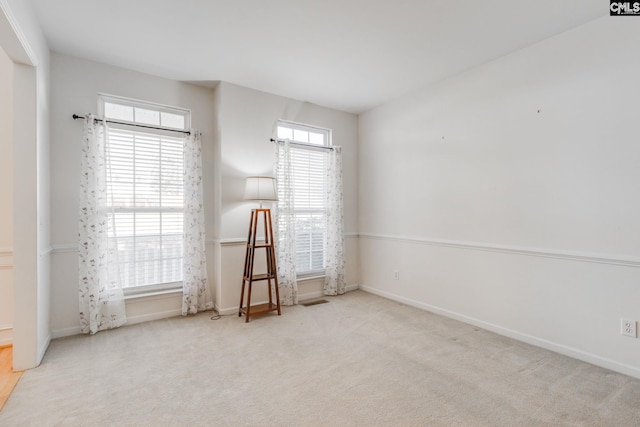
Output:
[100,95,190,293]
[276,121,331,276]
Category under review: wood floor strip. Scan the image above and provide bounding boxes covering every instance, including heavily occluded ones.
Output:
[0,346,23,411]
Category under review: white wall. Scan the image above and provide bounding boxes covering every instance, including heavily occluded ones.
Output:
[358,17,640,378]
[0,46,13,346]
[49,52,216,336]
[214,82,359,313]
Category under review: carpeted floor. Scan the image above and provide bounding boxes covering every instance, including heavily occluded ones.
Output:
[1,290,639,426]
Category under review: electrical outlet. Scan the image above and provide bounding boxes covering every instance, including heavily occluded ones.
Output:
[621,319,637,338]
[393,270,400,280]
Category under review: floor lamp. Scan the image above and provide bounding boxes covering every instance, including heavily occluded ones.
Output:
[238,176,281,322]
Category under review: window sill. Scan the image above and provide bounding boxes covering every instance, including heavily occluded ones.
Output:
[124,288,182,301]
[297,274,325,282]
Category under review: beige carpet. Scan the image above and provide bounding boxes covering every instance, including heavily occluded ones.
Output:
[1,290,639,426]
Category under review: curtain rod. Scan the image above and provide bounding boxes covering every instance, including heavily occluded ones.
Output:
[270,138,334,151]
[73,114,191,135]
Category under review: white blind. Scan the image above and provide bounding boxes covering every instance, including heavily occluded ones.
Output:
[105,127,185,289]
[277,122,330,274]
[291,147,327,273]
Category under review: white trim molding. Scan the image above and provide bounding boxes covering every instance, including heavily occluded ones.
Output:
[297,284,359,302]
[52,307,184,339]
[0,324,12,347]
[216,238,246,247]
[0,247,13,270]
[215,232,359,247]
[0,0,37,66]
[38,333,51,366]
[51,244,77,254]
[359,233,640,269]
[51,326,82,339]
[359,285,640,380]
[40,246,53,257]
[215,284,359,316]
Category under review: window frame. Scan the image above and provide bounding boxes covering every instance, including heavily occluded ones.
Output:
[276,120,332,278]
[99,93,191,130]
[99,94,190,296]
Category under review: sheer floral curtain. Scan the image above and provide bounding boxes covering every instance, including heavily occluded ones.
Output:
[182,130,213,315]
[78,115,126,334]
[273,140,298,305]
[324,146,346,296]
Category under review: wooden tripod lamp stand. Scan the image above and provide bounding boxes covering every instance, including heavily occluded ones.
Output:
[239,176,281,322]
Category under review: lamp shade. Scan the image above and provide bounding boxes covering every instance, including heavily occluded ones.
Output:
[244,176,278,202]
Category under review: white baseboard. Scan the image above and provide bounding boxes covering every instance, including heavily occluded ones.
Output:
[216,299,272,316]
[51,286,361,337]
[0,325,12,347]
[359,285,640,380]
[38,333,51,366]
[52,308,184,339]
[299,284,360,301]
[126,309,183,325]
[346,284,359,292]
[299,290,324,301]
[215,304,239,316]
[216,284,360,316]
[51,326,82,339]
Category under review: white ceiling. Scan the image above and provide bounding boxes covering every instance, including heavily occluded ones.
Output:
[30,0,605,114]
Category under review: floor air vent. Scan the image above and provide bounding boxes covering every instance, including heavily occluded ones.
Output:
[301,299,329,307]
